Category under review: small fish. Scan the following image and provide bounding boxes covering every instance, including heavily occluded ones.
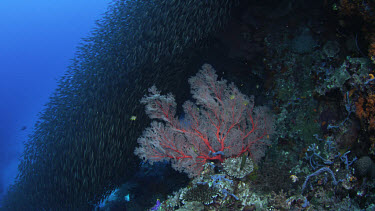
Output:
[290,175,298,183]
[124,194,130,202]
[130,116,137,121]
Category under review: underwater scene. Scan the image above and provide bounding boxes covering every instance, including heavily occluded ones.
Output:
[1,0,375,210]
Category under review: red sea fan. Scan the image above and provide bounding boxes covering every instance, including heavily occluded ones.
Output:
[134,64,274,177]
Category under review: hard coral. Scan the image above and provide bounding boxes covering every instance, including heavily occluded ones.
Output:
[180,184,219,205]
[222,156,254,179]
[354,156,374,177]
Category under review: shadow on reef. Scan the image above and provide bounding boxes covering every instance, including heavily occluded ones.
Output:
[96,162,189,211]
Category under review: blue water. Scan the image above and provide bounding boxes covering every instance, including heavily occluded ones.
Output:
[0,0,110,205]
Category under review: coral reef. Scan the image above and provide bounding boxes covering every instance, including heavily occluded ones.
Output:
[3,0,375,210]
[222,156,254,179]
[356,93,375,130]
[179,184,219,205]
